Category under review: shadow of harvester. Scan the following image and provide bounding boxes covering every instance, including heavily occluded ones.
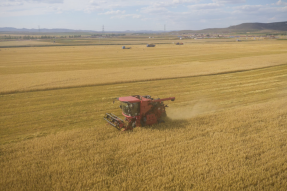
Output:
[140,116,191,131]
[122,46,131,49]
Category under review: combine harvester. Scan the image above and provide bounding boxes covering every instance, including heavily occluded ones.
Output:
[176,42,184,45]
[104,95,175,131]
[122,46,131,49]
[146,44,156,47]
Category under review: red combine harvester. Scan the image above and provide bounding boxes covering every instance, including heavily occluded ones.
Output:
[104,95,175,131]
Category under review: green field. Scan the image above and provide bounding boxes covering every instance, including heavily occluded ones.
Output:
[0,37,287,190]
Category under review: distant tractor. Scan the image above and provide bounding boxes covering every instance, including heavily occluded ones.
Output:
[122,46,131,49]
[146,44,156,47]
[104,95,175,131]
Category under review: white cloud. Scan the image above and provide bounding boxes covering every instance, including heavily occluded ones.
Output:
[276,0,287,6]
[32,0,63,3]
[171,0,201,5]
[96,7,140,20]
[234,5,262,12]
[100,10,126,15]
[111,14,141,19]
[213,0,245,3]
[230,4,287,26]
[0,0,82,17]
[0,0,286,30]
[0,2,24,7]
[0,0,64,4]
[89,0,106,6]
[188,3,221,10]
[141,6,169,14]
[139,0,201,16]
[148,0,201,8]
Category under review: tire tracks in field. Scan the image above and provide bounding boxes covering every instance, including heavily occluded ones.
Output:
[1,63,287,95]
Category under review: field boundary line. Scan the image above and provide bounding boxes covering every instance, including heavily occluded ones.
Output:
[1,63,287,95]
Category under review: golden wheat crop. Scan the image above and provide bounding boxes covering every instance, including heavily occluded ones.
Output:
[0,38,287,190]
[0,40,287,94]
[0,40,55,47]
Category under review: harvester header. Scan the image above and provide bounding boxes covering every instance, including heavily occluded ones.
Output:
[104,95,175,131]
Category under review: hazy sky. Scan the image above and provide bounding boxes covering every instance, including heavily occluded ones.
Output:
[0,0,286,31]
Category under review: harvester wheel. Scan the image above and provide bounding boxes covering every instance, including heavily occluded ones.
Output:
[141,116,147,127]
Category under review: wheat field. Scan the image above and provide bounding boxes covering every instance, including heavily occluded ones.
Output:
[0,38,287,190]
[1,40,287,94]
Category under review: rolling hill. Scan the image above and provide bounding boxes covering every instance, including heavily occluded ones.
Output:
[175,21,287,34]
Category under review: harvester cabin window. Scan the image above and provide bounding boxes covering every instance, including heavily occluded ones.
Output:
[121,102,140,116]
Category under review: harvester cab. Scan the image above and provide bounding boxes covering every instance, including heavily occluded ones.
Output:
[104,95,175,131]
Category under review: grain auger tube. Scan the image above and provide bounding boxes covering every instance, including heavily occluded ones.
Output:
[103,95,175,131]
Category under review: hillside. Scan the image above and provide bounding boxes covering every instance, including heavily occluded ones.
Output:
[175,21,287,34]
[229,21,287,31]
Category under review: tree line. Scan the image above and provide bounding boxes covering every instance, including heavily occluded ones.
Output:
[1,35,82,39]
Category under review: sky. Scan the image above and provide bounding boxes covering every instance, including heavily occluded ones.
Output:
[0,0,286,31]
